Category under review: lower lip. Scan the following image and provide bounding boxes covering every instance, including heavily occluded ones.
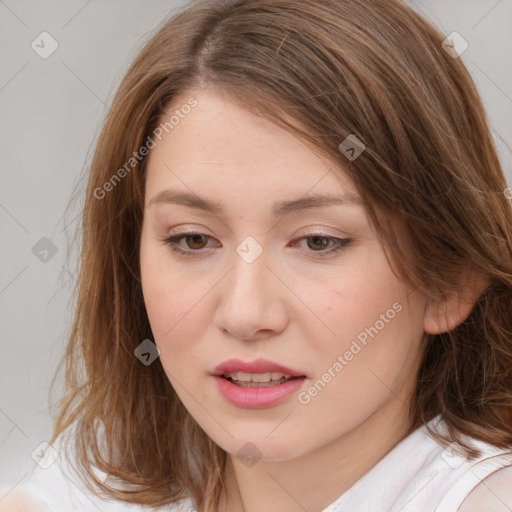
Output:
[213,376,306,408]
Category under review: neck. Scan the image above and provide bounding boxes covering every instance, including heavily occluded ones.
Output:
[217,396,414,512]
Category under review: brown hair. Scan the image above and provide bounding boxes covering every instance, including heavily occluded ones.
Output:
[50,0,512,510]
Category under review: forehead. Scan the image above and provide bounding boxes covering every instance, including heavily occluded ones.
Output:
[145,89,358,203]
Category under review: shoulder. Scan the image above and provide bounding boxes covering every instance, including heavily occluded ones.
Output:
[0,490,52,511]
[0,488,194,512]
[14,439,193,512]
[1,423,194,512]
[459,464,512,512]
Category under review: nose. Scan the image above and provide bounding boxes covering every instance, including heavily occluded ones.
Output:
[213,245,289,341]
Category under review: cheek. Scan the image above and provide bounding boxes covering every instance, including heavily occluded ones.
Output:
[301,245,411,350]
[142,276,209,351]
[299,247,424,401]
[140,235,199,347]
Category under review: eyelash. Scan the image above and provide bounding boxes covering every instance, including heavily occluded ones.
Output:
[159,232,352,258]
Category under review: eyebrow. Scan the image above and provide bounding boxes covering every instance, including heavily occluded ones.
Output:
[148,189,363,216]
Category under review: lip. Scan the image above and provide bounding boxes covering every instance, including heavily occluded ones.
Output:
[213,375,306,408]
[211,358,306,378]
[211,358,307,409]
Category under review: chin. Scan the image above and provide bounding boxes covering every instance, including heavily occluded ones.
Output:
[220,434,307,463]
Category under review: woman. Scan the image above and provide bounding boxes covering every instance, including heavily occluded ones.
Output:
[4,0,511,510]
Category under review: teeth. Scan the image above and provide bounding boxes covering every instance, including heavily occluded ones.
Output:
[223,371,291,383]
[233,381,284,387]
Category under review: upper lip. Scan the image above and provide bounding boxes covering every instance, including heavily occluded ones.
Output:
[211,358,306,378]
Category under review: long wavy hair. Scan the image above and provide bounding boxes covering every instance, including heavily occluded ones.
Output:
[50,0,512,510]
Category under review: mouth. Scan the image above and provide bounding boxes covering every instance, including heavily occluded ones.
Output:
[211,358,307,386]
[221,371,304,387]
[211,359,307,408]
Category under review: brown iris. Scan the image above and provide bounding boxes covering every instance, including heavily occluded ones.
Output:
[306,236,330,251]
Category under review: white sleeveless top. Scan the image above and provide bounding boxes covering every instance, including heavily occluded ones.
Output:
[8,415,512,511]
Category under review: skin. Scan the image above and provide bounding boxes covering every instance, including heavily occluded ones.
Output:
[139,88,476,512]
[0,491,50,512]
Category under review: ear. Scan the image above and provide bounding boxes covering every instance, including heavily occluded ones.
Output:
[424,271,490,335]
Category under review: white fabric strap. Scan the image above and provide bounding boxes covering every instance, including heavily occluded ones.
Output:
[435,452,512,511]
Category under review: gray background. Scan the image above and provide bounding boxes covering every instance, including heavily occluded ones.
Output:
[0,0,511,491]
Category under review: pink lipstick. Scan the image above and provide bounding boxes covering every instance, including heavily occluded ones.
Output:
[211,358,307,408]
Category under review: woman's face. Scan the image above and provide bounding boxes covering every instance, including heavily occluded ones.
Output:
[140,88,427,461]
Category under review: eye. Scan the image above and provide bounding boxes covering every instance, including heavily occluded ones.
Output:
[160,232,219,256]
[159,232,352,258]
[291,234,352,257]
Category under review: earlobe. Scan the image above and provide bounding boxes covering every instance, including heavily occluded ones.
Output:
[423,272,490,335]
[424,295,474,334]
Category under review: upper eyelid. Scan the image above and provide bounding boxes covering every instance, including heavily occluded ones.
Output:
[166,230,347,242]
[166,225,350,238]
[165,231,350,251]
